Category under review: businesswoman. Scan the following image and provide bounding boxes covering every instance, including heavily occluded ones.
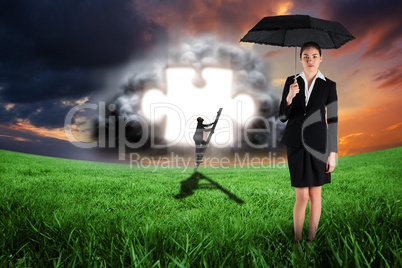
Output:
[278,42,338,244]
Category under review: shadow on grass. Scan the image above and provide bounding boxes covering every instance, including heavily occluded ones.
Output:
[173,172,244,204]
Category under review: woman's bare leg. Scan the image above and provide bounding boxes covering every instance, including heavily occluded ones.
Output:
[308,186,322,240]
[293,187,309,241]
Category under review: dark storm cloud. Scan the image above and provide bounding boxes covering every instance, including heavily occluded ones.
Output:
[0,100,79,128]
[0,0,161,69]
[135,0,283,41]
[94,37,281,151]
[27,101,77,129]
[0,105,17,125]
[0,0,166,127]
[317,0,402,59]
[0,62,101,103]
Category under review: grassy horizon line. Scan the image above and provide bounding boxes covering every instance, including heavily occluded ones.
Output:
[0,146,401,267]
[0,145,401,167]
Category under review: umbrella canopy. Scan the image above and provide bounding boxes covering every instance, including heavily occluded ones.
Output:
[240,14,355,77]
[241,14,355,49]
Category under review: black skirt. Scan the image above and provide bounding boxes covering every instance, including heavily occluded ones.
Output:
[286,146,331,187]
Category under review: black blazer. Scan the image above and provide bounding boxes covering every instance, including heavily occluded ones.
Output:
[279,75,338,154]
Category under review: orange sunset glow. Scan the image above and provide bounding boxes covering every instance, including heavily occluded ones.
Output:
[132,0,402,156]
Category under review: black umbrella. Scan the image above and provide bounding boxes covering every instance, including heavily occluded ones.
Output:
[240,14,355,78]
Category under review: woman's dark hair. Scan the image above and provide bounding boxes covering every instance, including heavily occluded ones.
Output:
[300,42,322,57]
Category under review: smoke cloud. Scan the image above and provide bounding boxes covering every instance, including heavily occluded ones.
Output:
[92,37,282,153]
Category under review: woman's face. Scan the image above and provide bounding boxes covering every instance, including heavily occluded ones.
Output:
[299,47,322,74]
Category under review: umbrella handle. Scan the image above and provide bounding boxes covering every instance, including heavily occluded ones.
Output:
[294,47,297,81]
[294,47,300,82]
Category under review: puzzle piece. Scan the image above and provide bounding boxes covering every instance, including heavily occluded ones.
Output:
[141,67,255,147]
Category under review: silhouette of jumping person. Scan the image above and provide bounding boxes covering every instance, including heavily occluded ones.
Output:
[193,117,216,162]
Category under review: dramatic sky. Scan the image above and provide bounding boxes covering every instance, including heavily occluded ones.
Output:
[0,0,401,161]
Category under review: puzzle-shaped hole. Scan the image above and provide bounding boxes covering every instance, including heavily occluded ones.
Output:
[141,67,256,147]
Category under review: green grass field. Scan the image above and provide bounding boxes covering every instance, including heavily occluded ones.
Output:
[0,147,401,267]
